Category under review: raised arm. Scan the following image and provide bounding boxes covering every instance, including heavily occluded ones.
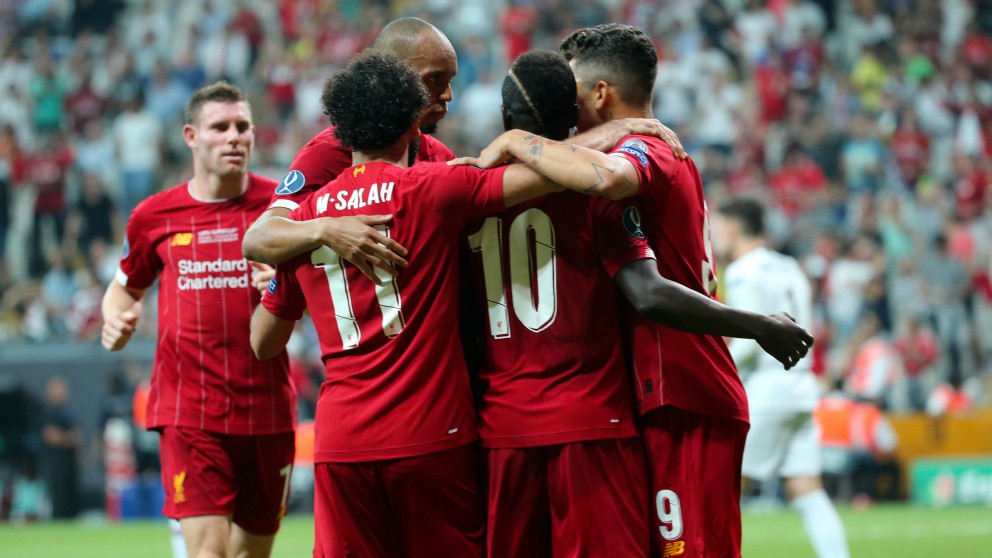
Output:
[451,129,641,201]
[615,259,813,370]
[568,118,686,159]
[101,280,145,351]
[242,206,409,286]
[250,305,296,361]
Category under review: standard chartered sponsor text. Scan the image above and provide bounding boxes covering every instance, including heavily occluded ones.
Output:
[177,258,250,291]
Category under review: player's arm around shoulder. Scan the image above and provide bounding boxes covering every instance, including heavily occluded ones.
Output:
[450,129,643,201]
[242,205,407,287]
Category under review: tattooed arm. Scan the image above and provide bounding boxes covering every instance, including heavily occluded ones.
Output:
[449,129,642,201]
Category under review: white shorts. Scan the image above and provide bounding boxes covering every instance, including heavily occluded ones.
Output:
[741,411,821,481]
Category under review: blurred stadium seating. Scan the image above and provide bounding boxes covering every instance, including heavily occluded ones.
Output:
[0,0,990,525]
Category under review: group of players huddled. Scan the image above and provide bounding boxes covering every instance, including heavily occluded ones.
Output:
[101,17,822,558]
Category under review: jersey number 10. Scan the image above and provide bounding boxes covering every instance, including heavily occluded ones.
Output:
[467,208,558,338]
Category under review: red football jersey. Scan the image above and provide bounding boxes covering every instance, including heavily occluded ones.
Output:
[610,135,748,422]
[268,125,455,211]
[464,192,655,448]
[262,161,508,463]
[116,174,297,435]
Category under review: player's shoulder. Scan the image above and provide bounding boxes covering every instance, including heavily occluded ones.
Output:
[302,126,344,150]
[418,134,455,162]
[612,134,674,166]
[130,181,193,220]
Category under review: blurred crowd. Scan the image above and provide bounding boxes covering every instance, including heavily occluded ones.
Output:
[0,0,990,414]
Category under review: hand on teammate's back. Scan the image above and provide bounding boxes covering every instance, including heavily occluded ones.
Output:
[101,310,139,352]
[448,131,518,169]
[755,312,814,370]
[614,118,686,159]
[322,214,409,286]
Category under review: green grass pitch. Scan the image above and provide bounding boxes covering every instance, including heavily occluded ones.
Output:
[0,504,988,557]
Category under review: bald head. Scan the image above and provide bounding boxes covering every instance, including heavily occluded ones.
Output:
[373,17,457,134]
[373,17,441,58]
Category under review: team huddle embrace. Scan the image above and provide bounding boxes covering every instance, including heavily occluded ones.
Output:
[102,17,819,558]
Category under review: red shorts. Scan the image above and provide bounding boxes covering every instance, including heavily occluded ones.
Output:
[159,427,295,536]
[642,407,748,558]
[486,437,650,558]
[313,443,484,558]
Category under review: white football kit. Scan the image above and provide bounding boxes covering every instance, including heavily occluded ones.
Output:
[726,246,821,480]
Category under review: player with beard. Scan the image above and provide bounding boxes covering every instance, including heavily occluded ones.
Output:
[248,50,648,558]
[453,25,813,558]
[242,17,686,283]
[465,50,813,558]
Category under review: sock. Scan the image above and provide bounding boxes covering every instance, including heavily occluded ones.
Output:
[169,519,189,558]
[791,489,850,558]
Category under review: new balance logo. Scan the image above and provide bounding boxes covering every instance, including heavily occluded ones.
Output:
[663,541,685,557]
[171,233,193,246]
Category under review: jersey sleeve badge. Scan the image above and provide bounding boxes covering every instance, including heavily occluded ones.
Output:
[616,139,650,168]
[275,170,306,195]
[623,206,646,238]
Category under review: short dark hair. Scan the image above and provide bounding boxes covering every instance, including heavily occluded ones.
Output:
[321,50,429,153]
[560,24,657,105]
[184,81,247,125]
[718,197,765,237]
[502,50,576,139]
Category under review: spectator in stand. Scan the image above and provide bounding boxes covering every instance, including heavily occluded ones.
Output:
[66,172,119,258]
[18,132,73,277]
[826,233,881,344]
[841,112,886,197]
[112,94,161,216]
[769,142,828,219]
[922,234,972,379]
[844,310,904,408]
[893,314,940,410]
[64,68,106,134]
[28,54,70,134]
[889,107,931,191]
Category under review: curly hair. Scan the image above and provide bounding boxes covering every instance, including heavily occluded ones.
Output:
[502,50,577,139]
[184,81,247,125]
[321,50,429,152]
[560,24,657,105]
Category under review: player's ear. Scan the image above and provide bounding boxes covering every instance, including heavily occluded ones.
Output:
[592,80,610,111]
[409,119,422,139]
[181,123,196,148]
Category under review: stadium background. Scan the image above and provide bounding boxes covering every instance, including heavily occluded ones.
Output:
[0,0,991,555]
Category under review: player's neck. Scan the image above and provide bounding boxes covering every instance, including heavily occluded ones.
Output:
[606,103,653,122]
[189,170,248,201]
[353,141,410,168]
[733,238,766,261]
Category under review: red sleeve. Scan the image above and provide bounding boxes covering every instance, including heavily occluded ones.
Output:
[261,259,307,322]
[589,197,656,277]
[422,164,508,225]
[269,138,353,211]
[116,204,161,290]
[608,135,657,194]
[418,135,456,163]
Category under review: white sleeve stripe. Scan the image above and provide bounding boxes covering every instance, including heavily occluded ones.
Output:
[115,268,129,287]
[269,199,300,211]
